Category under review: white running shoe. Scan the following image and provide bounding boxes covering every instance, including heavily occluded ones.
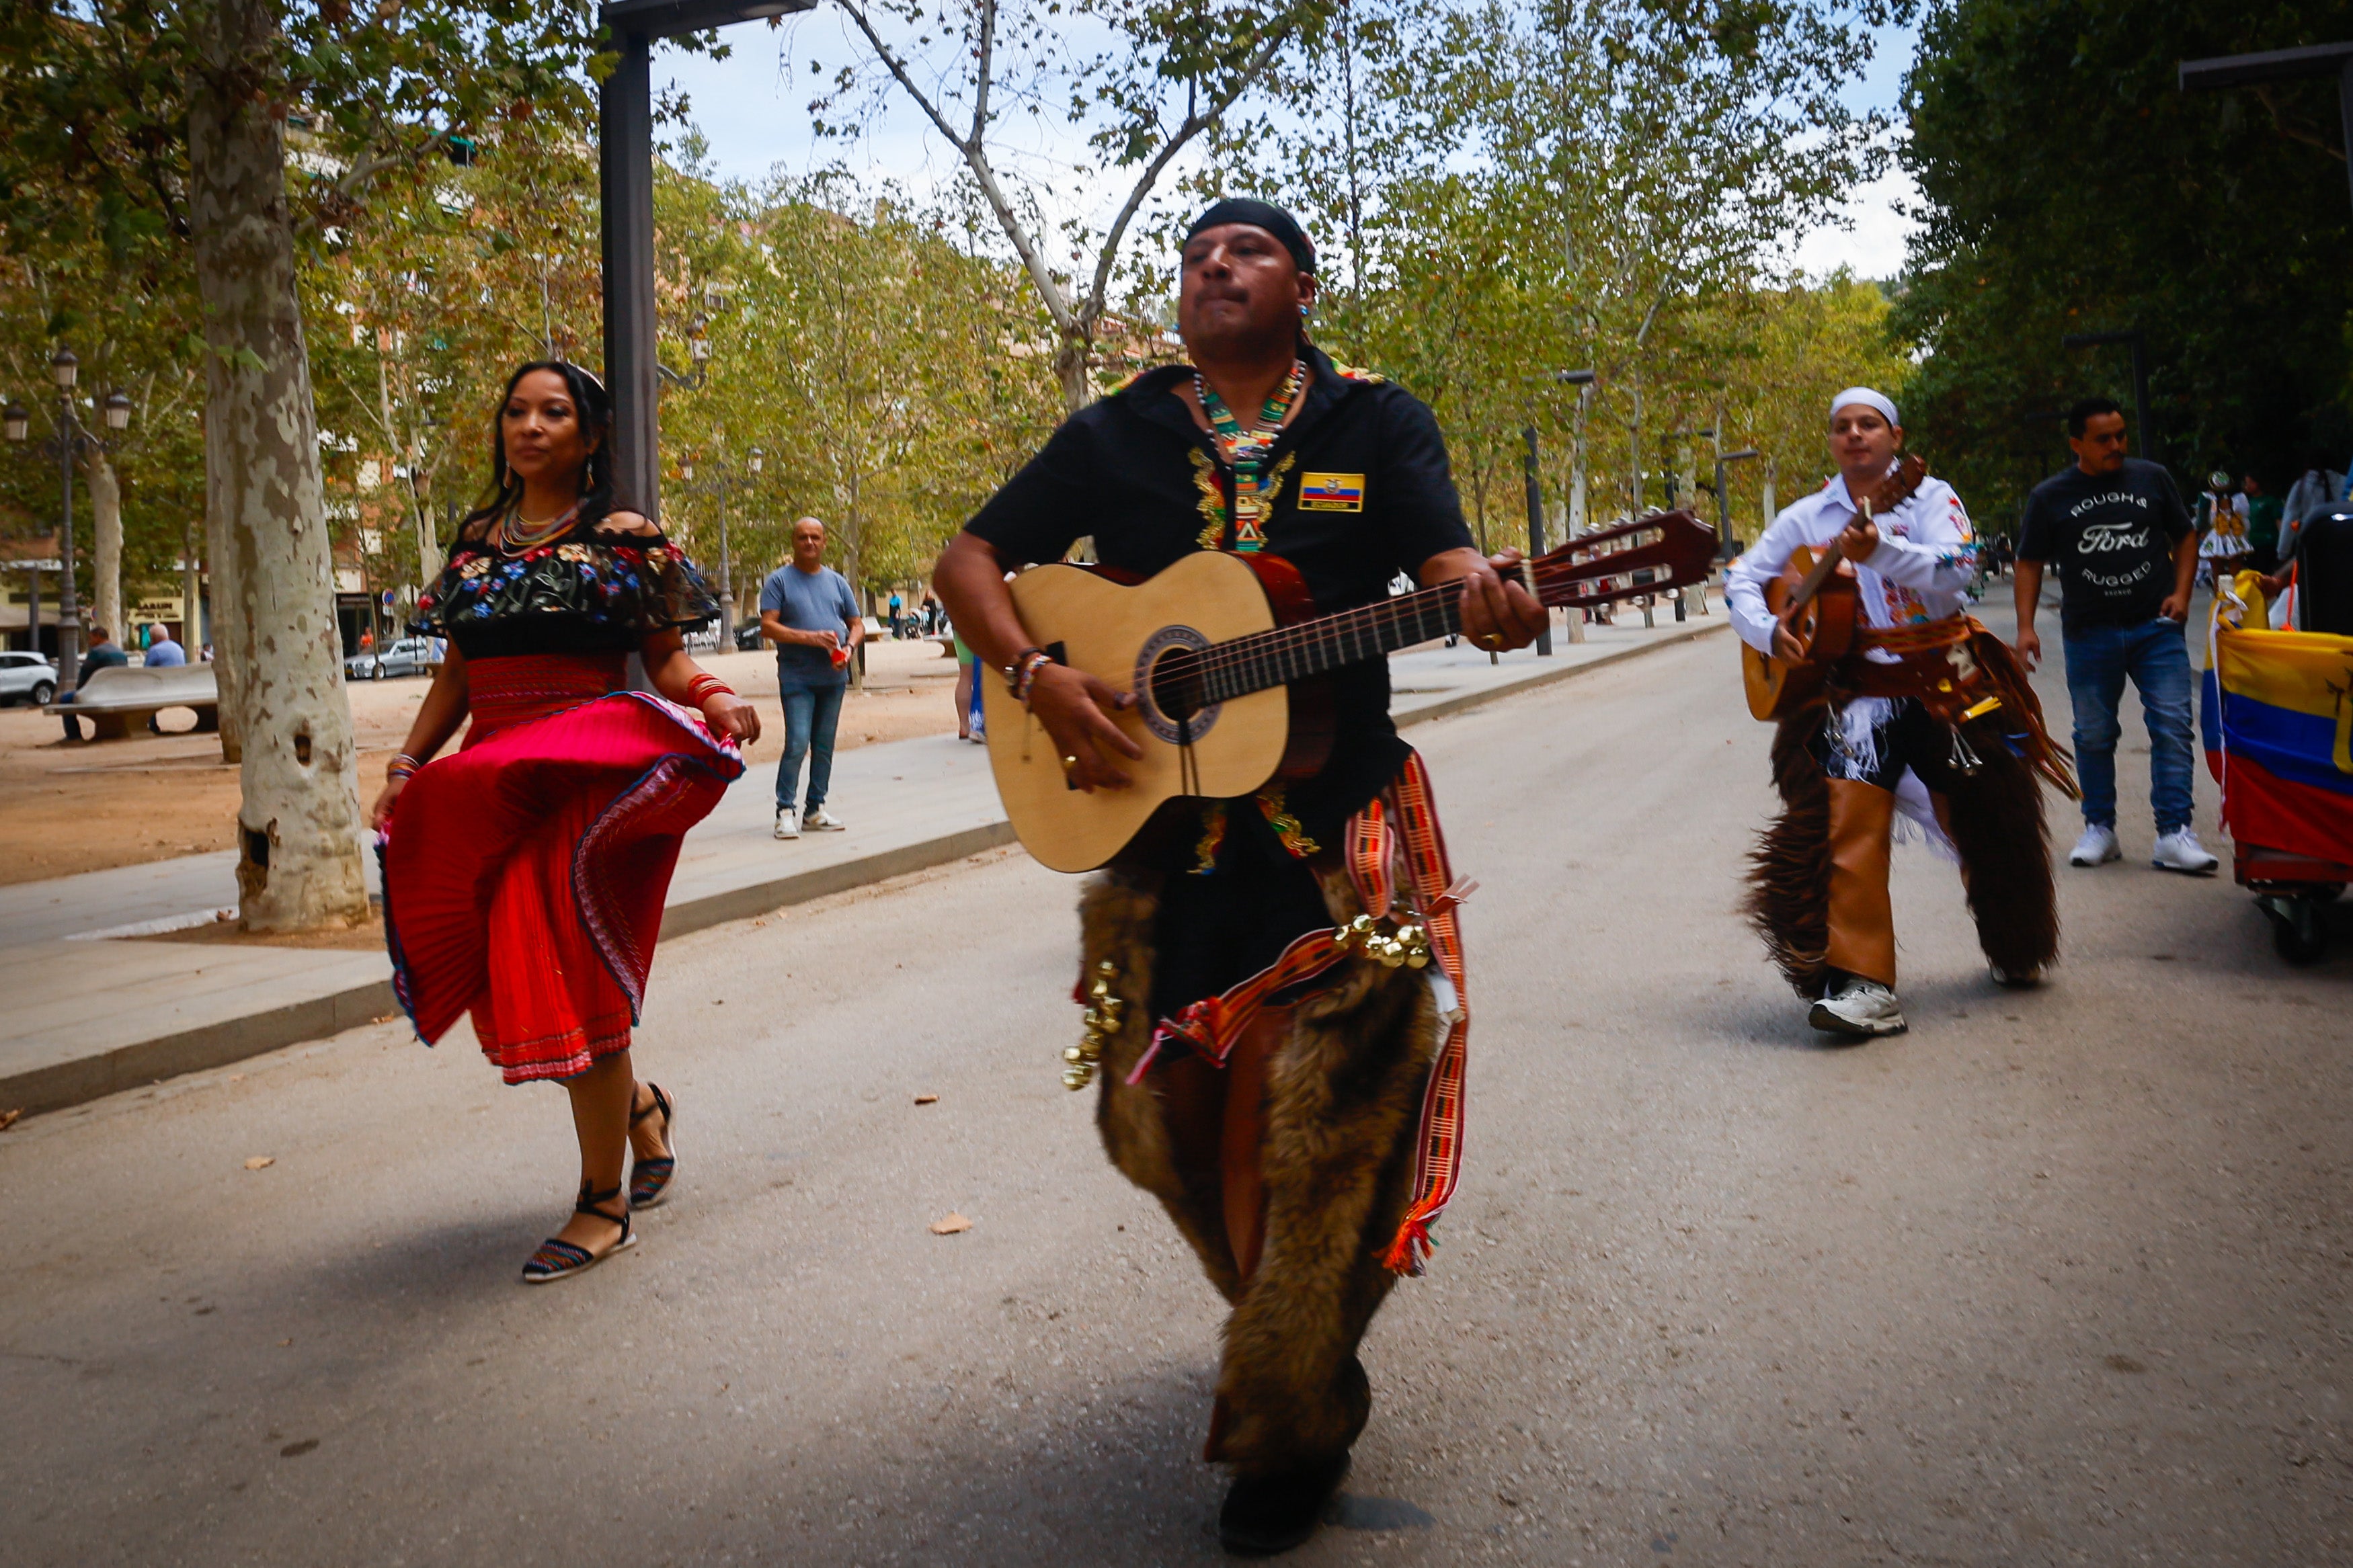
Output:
[2151,827,2219,875]
[803,805,846,831]
[774,807,800,840]
[1808,976,1908,1038]
[2069,824,2122,866]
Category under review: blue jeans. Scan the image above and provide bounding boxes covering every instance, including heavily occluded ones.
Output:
[776,673,846,813]
[2061,617,2196,833]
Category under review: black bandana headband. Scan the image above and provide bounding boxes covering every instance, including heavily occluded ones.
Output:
[1183,198,1316,276]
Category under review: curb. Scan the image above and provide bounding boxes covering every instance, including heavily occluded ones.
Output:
[1392,617,1726,731]
[4,618,1725,1119]
[5,978,397,1120]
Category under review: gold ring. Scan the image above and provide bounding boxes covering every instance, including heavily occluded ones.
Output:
[1482,633,1503,648]
[1060,755,1078,772]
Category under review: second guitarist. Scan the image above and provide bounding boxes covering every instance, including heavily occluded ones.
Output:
[935,198,1543,1556]
[1726,386,2075,1038]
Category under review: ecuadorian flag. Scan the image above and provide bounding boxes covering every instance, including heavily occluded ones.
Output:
[2201,575,2353,865]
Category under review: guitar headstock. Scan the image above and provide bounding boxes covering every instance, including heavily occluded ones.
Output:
[1521,509,1719,611]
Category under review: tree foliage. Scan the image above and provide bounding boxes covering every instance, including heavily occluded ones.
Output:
[1895,0,2353,526]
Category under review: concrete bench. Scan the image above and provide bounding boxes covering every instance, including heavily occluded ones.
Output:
[46,663,220,740]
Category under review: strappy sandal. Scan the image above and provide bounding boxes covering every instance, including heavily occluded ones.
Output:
[628,1083,678,1210]
[520,1181,637,1284]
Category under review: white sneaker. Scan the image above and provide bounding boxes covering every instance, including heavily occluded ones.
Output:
[2152,827,2219,875]
[773,807,799,840]
[1807,976,1908,1038]
[2069,824,2122,866]
[803,806,845,831]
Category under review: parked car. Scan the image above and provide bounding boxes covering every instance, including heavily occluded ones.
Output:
[733,615,764,651]
[0,650,56,706]
[345,636,435,681]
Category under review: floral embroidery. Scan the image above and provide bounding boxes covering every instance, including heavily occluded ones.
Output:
[1256,786,1320,858]
[1191,801,1228,874]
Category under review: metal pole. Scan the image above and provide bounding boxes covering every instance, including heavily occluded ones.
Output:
[2128,335,2157,466]
[717,490,735,630]
[600,28,660,522]
[56,396,81,692]
[2342,55,2353,212]
[1521,425,1552,657]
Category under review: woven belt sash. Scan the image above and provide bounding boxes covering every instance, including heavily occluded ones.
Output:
[1133,751,1474,1277]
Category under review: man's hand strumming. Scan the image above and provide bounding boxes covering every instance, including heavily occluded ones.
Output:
[1024,662,1142,792]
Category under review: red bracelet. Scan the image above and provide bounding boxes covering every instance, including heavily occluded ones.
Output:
[686,673,734,704]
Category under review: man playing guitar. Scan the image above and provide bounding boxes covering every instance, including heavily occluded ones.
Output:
[936,198,1543,1555]
[1726,388,2072,1038]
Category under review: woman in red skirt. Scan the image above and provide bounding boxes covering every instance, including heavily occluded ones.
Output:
[372,360,760,1283]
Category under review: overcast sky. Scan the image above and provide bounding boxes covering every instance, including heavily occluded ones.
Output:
[650,13,1924,284]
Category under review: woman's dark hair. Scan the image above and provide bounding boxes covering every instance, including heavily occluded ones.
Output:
[454,360,622,540]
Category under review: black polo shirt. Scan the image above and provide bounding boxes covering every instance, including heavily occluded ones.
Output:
[964,340,1474,838]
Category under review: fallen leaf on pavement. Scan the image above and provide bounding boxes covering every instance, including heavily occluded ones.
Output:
[244,1156,275,1171]
[929,1212,971,1235]
[914,1094,938,1105]
[0,1108,21,1133]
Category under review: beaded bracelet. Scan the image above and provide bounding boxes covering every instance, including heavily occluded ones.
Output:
[1008,649,1052,708]
[1000,646,1044,689]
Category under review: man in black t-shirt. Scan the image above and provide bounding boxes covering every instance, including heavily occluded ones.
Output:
[2016,397,2214,873]
[937,198,1542,1556]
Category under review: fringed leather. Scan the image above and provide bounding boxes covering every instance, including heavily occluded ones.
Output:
[1938,720,2061,976]
[1746,708,1835,997]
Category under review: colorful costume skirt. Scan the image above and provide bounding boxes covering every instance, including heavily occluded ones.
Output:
[381,653,744,1083]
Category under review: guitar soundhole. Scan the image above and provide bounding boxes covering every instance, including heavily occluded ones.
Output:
[1151,648,1206,721]
[1135,624,1220,745]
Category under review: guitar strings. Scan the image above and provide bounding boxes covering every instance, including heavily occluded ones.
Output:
[1188,545,1684,701]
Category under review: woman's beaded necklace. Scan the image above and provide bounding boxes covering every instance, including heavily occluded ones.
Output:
[496,500,580,557]
[1195,358,1304,554]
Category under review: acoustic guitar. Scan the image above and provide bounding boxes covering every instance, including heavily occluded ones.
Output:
[984,510,1718,871]
[1739,454,1928,721]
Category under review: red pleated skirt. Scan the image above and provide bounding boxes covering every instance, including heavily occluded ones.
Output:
[379,653,744,1083]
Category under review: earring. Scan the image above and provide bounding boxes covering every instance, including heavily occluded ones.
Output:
[1299,302,1311,319]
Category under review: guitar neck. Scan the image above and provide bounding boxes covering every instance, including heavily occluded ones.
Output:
[1199,581,1467,704]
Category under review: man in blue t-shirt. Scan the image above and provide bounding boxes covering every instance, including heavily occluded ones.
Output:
[758,517,864,839]
[2016,397,2213,874]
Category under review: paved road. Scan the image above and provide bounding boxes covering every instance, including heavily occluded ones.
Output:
[5,611,2346,1566]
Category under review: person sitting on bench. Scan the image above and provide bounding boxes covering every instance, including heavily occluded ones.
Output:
[58,626,130,741]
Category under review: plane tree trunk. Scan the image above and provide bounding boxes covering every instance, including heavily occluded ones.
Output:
[188,0,368,932]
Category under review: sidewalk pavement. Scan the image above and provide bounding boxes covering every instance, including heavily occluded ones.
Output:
[0,612,1728,1117]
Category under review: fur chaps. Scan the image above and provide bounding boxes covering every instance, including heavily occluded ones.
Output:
[1744,707,2060,994]
[1745,711,1835,996]
[1079,864,1437,1476]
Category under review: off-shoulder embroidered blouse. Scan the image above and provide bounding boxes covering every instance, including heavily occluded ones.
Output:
[411,523,721,659]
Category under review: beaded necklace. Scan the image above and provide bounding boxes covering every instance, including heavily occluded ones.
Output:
[1194,358,1304,554]
[496,500,581,558]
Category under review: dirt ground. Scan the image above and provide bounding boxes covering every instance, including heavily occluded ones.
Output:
[0,636,967,887]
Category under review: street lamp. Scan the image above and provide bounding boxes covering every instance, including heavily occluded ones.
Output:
[1710,448,1762,559]
[4,347,128,694]
[677,452,757,629]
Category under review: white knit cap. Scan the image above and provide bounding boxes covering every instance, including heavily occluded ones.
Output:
[1829,386,1899,427]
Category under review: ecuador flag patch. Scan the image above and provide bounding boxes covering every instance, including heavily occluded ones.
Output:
[1299,472,1365,512]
